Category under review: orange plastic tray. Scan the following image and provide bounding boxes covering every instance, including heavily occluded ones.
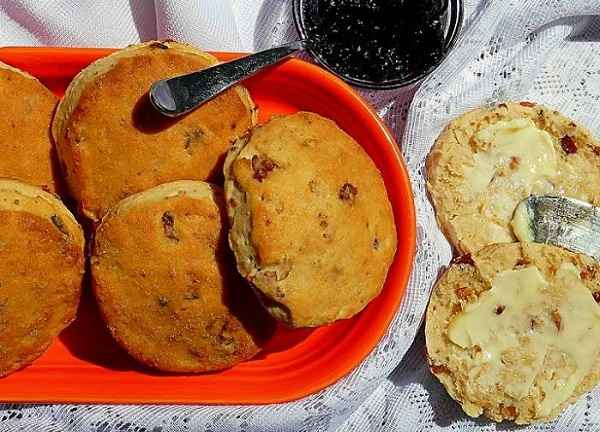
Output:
[0,47,416,405]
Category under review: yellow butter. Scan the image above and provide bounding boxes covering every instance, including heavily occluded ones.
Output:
[448,264,600,416]
[511,199,534,242]
[464,118,557,194]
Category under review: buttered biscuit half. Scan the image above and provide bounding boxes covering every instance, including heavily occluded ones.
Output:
[426,102,600,255]
[426,242,600,424]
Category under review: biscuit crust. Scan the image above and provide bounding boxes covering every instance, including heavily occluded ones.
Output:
[426,102,600,255]
[224,112,397,327]
[0,62,58,192]
[0,179,84,376]
[52,41,257,222]
[426,242,600,424]
[91,180,273,372]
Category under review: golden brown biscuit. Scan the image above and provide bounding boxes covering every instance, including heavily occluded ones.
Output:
[52,41,257,222]
[0,179,84,377]
[426,102,600,255]
[0,62,58,192]
[224,112,397,327]
[91,180,273,372]
[426,242,600,424]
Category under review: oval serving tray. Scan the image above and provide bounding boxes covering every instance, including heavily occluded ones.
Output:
[0,47,415,404]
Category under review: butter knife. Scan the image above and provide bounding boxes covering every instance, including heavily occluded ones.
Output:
[512,195,600,260]
[150,40,306,118]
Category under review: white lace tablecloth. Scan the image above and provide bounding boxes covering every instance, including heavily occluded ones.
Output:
[1,0,600,431]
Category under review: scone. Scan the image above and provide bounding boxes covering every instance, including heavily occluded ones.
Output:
[52,40,257,222]
[426,242,600,424]
[0,179,84,377]
[224,112,397,327]
[0,62,59,192]
[426,101,600,255]
[91,180,273,372]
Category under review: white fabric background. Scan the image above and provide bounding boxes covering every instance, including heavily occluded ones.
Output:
[1,1,599,431]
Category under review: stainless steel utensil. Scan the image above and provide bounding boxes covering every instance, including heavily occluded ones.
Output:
[512,195,600,260]
[150,40,305,118]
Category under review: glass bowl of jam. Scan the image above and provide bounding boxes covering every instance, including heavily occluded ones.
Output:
[293,0,463,89]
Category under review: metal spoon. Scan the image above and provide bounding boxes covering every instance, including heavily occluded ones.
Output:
[150,40,306,118]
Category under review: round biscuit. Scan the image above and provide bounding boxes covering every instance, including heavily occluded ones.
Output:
[52,41,257,222]
[0,62,59,192]
[0,179,84,376]
[91,180,273,372]
[224,112,397,327]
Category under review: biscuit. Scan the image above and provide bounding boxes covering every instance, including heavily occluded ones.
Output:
[0,179,84,376]
[0,62,58,192]
[426,102,600,255]
[426,242,600,424]
[224,112,397,327]
[91,180,273,372]
[52,41,257,222]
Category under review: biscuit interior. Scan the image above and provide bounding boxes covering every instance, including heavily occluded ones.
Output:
[426,102,600,255]
[426,242,600,424]
[92,180,273,373]
[224,112,397,327]
[0,179,84,376]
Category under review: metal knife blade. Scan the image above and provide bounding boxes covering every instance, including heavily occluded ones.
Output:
[512,195,600,260]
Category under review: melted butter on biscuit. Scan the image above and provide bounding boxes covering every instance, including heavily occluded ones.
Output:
[448,264,600,416]
[466,118,557,193]
[510,199,535,242]
[459,118,557,243]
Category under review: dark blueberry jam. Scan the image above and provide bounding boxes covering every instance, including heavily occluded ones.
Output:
[303,0,448,85]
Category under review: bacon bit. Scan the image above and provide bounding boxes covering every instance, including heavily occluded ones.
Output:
[473,345,482,353]
[495,305,506,315]
[149,42,169,49]
[455,287,473,300]
[530,317,540,329]
[580,265,596,280]
[161,212,178,242]
[430,364,450,375]
[252,155,277,182]
[498,103,508,109]
[228,198,237,208]
[50,215,69,236]
[561,135,577,154]
[519,101,536,107]
[157,296,169,307]
[509,156,520,170]
[594,147,600,157]
[372,238,380,250]
[502,405,517,419]
[551,310,562,331]
[593,292,600,304]
[515,257,531,267]
[452,253,474,266]
[451,303,462,315]
[339,183,358,203]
